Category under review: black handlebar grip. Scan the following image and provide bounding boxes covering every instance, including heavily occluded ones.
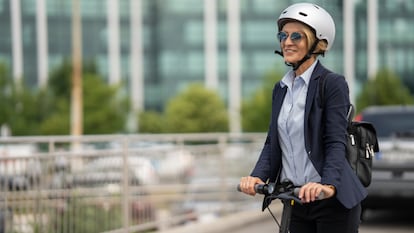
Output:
[237,183,273,195]
[293,187,326,200]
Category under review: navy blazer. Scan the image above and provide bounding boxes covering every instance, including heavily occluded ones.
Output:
[250,61,367,209]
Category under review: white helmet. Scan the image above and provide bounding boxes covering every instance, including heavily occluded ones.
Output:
[277,3,335,51]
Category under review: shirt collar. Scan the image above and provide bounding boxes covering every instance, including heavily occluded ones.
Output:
[280,60,318,88]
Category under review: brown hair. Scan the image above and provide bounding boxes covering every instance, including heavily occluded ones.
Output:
[302,24,328,55]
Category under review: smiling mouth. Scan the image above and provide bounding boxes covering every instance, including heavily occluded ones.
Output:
[284,49,296,54]
[283,51,296,57]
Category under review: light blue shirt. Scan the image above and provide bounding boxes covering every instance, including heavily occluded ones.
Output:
[278,60,321,186]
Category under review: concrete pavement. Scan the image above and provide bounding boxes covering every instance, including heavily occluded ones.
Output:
[159,203,282,233]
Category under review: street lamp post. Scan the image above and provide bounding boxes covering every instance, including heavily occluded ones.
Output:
[71,0,83,137]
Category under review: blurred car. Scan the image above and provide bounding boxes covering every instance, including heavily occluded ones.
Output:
[176,177,245,224]
[153,149,194,183]
[45,153,158,225]
[72,156,159,189]
[0,144,41,191]
[108,141,195,183]
[355,105,414,210]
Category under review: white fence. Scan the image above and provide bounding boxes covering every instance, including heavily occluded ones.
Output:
[0,133,266,233]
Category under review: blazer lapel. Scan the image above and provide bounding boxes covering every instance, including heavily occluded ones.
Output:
[305,61,326,120]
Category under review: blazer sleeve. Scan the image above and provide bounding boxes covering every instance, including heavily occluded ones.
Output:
[319,73,350,187]
[250,135,272,181]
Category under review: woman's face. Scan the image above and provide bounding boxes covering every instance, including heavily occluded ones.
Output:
[279,22,309,64]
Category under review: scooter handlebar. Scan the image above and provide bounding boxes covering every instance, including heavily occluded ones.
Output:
[236,183,274,195]
[237,184,325,200]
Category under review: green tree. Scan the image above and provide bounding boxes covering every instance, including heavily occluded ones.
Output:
[39,97,70,135]
[48,59,98,100]
[9,86,45,135]
[138,110,165,133]
[164,83,228,133]
[0,64,14,130]
[40,60,129,135]
[0,64,45,136]
[83,74,128,134]
[242,69,283,132]
[356,68,414,112]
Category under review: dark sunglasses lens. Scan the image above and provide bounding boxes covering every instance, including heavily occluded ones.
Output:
[277,32,288,42]
[290,32,302,41]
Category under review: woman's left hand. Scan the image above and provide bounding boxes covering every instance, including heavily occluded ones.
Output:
[298,182,336,203]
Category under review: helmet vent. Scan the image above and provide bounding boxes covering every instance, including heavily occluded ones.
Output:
[299,12,308,17]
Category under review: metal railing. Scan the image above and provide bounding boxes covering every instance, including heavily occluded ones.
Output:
[0,133,266,233]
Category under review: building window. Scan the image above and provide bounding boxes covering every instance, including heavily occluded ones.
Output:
[47,0,71,16]
[252,0,280,13]
[243,22,275,45]
[217,22,227,45]
[188,52,204,76]
[160,51,186,77]
[163,0,203,13]
[251,51,277,74]
[82,0,105,18]
[185,21,204,45]
[22,0,36,15]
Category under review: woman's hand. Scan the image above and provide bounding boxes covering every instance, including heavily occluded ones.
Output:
[239,176,264,196]
[298,182,336,203]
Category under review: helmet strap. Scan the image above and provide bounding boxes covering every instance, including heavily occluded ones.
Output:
[275,39,323,71]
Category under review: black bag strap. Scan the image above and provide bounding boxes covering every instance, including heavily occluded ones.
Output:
[346,104,355,124]
[318,71,354,123]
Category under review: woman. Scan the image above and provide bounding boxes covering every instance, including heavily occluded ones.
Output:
[239,3,366,233]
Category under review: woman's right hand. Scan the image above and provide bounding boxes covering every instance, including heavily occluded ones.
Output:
[239,176,264,196]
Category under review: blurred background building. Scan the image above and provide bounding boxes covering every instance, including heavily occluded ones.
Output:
[0,0,413,132]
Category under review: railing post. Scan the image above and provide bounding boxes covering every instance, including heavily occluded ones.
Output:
[218,135,229,215]
[122,136,130,233]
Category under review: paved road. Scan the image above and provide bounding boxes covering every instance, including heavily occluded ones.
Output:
[232,208,414,233]
[160,204,414,233]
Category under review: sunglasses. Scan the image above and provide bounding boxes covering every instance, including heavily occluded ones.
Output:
[277,31,304,43]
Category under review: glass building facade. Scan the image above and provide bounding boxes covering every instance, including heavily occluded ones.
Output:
[355,0,414,89]
[0,0,413,121]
